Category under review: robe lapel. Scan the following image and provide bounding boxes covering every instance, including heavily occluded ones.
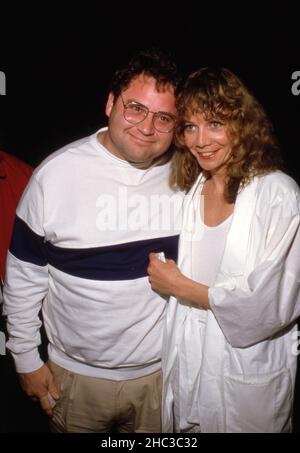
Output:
[218,177,259,277]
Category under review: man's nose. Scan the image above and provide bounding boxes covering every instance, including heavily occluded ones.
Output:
[137,113,155,135]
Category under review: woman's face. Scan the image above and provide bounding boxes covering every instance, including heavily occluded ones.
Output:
[183,111,232,178]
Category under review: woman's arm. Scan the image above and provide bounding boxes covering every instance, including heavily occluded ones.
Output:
[209,187,300,348]
[147,253,210,309]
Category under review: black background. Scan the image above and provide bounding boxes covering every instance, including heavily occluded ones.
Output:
[0,2,299,181]
[0,1,300,433]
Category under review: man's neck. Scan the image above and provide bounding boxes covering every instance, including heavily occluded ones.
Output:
[97,130,154,170]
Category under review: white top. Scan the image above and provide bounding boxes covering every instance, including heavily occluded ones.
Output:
[191,193,232,287]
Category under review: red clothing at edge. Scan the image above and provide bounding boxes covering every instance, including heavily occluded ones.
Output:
[0,151,32,282]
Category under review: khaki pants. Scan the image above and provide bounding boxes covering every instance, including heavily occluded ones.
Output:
[47,360,162,433]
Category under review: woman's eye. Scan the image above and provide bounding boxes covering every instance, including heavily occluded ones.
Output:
[183,123,196,132]
[210,120,223,128]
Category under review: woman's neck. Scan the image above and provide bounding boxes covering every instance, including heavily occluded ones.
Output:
[206,171,227,195]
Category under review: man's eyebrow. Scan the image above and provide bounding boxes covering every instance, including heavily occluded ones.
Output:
[123,97,176,117]
[159,111,177,118]
[123,97,144,105]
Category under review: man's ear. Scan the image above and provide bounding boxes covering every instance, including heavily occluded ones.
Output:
[105,92,115,117]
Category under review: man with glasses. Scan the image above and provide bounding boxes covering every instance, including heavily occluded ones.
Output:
[3,49,183,433]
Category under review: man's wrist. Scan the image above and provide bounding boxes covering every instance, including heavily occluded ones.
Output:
[12,348,44,374]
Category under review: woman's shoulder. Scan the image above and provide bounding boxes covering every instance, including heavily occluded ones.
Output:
[256,170,299,197]
[253,171,299,215]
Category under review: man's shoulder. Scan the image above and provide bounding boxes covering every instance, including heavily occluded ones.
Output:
[33,133,95,178]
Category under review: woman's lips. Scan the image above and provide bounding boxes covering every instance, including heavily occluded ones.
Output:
[197,149,219,160]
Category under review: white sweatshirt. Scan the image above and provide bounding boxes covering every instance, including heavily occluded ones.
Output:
[4,128,183,380]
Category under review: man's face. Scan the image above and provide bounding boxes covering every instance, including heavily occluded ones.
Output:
[102,74,177,166]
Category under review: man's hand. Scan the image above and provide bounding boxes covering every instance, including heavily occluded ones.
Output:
[19,364,60,417]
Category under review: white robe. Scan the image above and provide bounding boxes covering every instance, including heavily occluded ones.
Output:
[162,171,300,433]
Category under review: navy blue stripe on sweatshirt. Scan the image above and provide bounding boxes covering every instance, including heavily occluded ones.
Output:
[46,235,179,280]
[10,216,179,280]
[10,216,48,266]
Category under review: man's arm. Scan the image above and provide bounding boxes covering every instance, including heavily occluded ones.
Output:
[3,175,58,415]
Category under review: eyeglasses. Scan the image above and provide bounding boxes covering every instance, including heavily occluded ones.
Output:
[120,94,177,133]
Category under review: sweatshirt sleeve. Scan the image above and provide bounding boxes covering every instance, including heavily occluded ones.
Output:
[3,175,49,373]
[209,184,300,349]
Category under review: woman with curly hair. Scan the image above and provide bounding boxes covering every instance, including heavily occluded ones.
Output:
[148,67,300,433]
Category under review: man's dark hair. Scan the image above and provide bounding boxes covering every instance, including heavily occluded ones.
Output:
[109,48,181,97]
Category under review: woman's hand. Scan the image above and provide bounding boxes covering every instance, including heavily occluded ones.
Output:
[147,253,185,298]
[148,253,210,309]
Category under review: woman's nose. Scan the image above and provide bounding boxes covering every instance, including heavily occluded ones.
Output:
[195,127,210,148]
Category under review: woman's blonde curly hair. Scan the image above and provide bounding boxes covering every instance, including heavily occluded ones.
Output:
[170,67,283,202]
